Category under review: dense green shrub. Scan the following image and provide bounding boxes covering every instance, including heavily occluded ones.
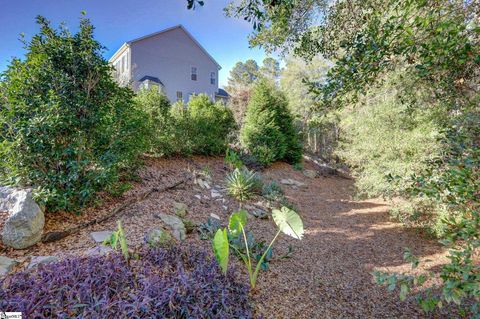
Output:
[180,94,236,155]
[336,70,444,198]
[170,94,236,155]
[133,88,174,156]
[0,16,148,212]
[240,80,302,166]
[134,92,235,156]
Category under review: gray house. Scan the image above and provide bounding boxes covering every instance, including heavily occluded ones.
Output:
[109,25,225,102]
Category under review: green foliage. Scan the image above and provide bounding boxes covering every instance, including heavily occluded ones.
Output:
[213,228,229,274]
[133,87,174,156]
[225,148,243,169]
[212,207,304,289]
[240,80,302,166]
[280,56,330,122]
[374,244,479,316]
[171,94,236,155]
[336,70,443,198]
[0,16,147,212]
[134,92,236,156]
[225,167,262,202]
[227,59,259,89]
[104,220,130,261]
[198,217,221,240]
[272,207,304,239]
[203,0,479,315]
[262,181,284,201]
[259,57,280,81]
[228,226,274,272]
[228,210,248,237]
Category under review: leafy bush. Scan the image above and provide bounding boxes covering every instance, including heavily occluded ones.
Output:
[0,15,148,212]
[103,220,129,261]
[213,208,304,289]
[198,216,222,240]
[133,87,174,156]
[240,79,302,166]
[0,246,253,318]
[225,148,244,169]
[225,167,262,201]
[336,70,443,198]
[376,108,480,316]
[171,94,236,155]
[262,181,284,201]
[134,92,236,157]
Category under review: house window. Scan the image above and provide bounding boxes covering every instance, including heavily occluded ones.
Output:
[176,91,183,101]
[191,67,197,81]
[121,56,125,73]
[210,72,216,85]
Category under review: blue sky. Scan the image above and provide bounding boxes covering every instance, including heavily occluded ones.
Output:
[0,0,273,87]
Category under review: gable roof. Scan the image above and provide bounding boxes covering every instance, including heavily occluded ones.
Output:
[109,25,221,70]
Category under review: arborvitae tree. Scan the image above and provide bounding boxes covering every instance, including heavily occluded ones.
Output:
[240,80,302,166]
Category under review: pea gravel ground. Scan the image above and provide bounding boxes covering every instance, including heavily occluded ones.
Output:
[1,156,456,318]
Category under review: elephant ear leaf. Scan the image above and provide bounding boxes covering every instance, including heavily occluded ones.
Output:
[213,229,229,274]
[272,207,304,240]
[228,210,247,237]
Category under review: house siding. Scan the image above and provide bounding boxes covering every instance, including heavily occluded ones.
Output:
[128,27,219,102]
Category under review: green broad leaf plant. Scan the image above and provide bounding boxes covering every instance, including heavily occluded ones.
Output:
[212,207,304,290]
[104,220,130,262]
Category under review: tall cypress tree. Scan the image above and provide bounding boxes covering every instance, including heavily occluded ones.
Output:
[240,79,302,166]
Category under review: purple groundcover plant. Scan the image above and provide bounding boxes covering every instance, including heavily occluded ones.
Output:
[0,246,253,318]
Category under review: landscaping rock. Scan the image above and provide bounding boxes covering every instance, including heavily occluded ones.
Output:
[86,245,113,256]
[157,214,186,241]
[210,213,221,220]
[211,189,222,199]
[145,228,173,247]
[173,202,188,218]
[280,178,305,187]
[196,178,211,189]
[194,194,202,200]
[303,169,318,178]
[28,256,59,269]
[0,186,45,249]
[90,231,113,243]
[0,256,17,276]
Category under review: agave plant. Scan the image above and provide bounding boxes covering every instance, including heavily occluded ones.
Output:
[212,207,304,290]
[225,167,262,201]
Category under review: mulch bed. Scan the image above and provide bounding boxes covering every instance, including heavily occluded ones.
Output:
[1,156,457,318]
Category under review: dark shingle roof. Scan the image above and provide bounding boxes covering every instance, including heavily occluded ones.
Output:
[216,88,229,97]
[139,76,164,86]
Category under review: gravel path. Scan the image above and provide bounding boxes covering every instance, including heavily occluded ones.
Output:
[254,161,451,319]
[1,156,453,318]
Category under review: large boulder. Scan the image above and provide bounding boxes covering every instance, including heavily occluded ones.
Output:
[156,214,186,241]
[0,186,45,249]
